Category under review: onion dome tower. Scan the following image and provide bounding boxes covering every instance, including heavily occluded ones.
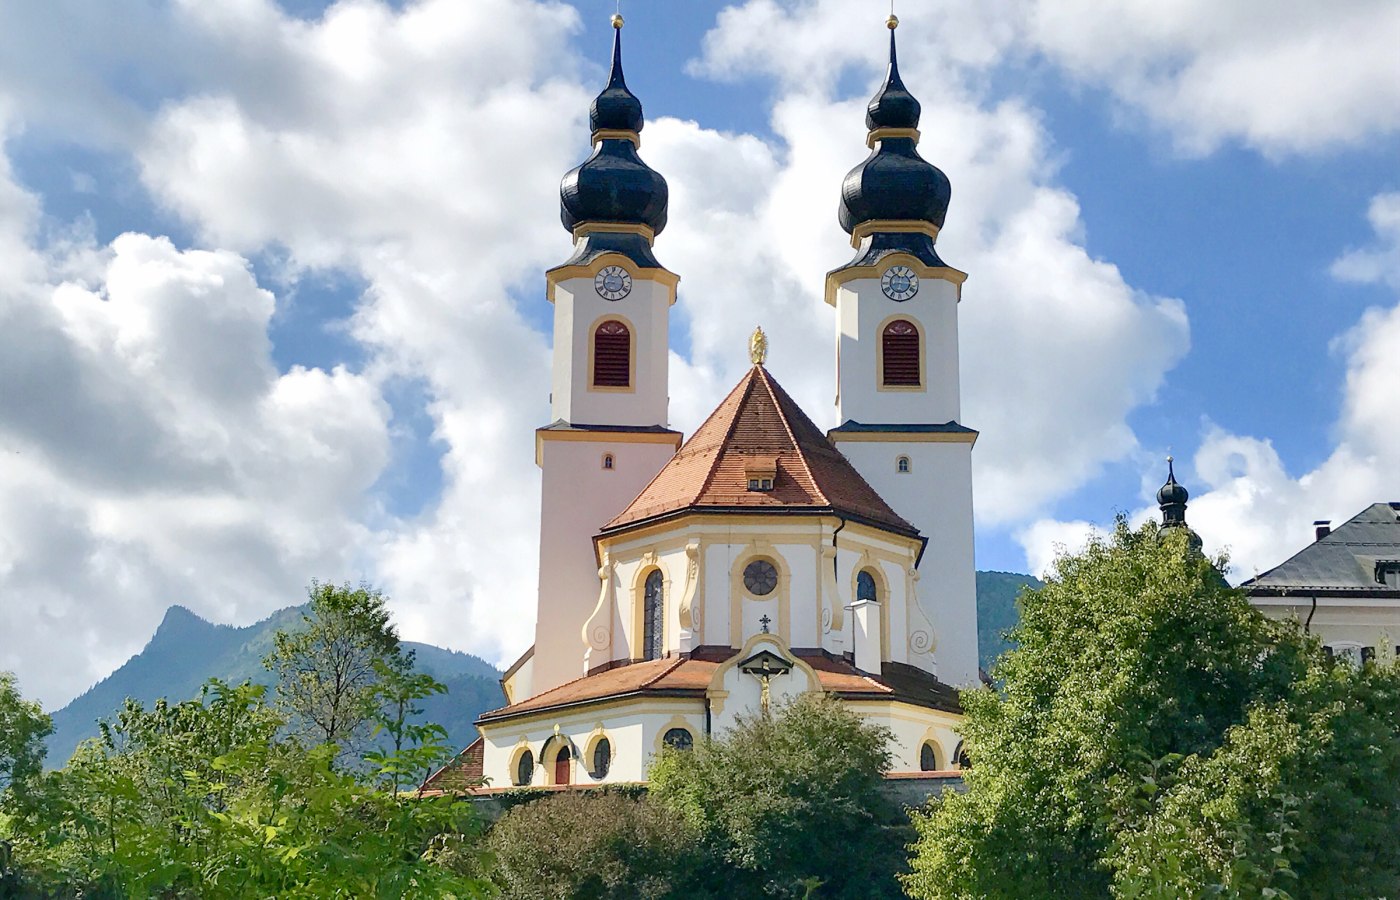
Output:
[532,14,683,701]
[1158,457,1204,552]
[832,14,954,275]
[823,15,979,688]
[555,14,670,272]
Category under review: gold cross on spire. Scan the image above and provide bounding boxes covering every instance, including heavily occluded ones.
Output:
[749,326,768,366]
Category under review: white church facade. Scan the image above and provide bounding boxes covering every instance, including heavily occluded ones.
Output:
[427,14,979,791]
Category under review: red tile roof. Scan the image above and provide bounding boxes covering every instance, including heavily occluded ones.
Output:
[603,365,917,536]
[420,736,484,794]
[477,648,960,723]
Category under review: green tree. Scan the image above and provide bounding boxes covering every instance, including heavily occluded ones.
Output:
[0,671,50,799]
[904,520,1400,899]
[2,680,490,898]
[488,789,705,900]
[265,580,404,755]
[365,658,454,797]
[649,692,907,899]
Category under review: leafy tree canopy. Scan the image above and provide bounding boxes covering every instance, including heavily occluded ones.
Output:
[0,671,50,798]
[265,580,405,755]
[649,691,908,899]
[905,519,1400,899]
[488,789,704,900]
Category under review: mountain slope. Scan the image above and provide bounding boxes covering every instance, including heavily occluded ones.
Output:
[46,604,502,768]
[976,570,1041,671]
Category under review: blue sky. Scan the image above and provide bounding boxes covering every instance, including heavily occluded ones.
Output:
[1,0,1398,708]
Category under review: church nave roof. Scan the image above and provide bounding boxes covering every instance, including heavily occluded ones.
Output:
[601,364,918,537]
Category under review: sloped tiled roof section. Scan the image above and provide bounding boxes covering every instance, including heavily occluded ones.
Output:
[1243,502,1400,593]
[476,649,961,724]
[604,366,917,536]
[420,736,484,794]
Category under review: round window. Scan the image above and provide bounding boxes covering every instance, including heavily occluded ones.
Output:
[515,750,534,786]
[743,559,779,596]
[663,728,694,751]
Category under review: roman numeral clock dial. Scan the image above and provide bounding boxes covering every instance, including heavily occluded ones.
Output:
[881,265,919,301]
[594,266,632,300]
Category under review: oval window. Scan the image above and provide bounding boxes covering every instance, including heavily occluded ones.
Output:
[593,738,612,779]
[514,749,534,786]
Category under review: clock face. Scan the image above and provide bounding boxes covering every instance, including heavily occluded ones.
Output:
[594,266,632,300]
[743,559,779,597]
[881,265,919,301]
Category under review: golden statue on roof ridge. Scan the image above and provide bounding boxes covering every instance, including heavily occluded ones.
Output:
[749,326,768,366]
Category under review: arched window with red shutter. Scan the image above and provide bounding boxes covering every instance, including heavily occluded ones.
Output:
[881,319,921,387]
[592,320,631,388]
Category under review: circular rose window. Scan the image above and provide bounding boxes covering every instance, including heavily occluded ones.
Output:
[743,559,778,596]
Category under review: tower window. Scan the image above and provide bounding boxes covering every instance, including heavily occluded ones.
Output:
[602,453,615,470]
[896,455,911,473]
[856,569,879,603]
[593,320,631,387]
[881,319,921,387]
[643,569,664,660]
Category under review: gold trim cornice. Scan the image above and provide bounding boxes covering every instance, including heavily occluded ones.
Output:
[849,220,940,249]
[546,253,681,304]
[591,128,641,148]
[536,427,682,467]
[824,252,967,306]
[865,127,920,149]
[572,221,656,242]
[827,430,978,446]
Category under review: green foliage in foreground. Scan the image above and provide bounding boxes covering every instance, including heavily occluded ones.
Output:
[2,681,488,899]
[1,583,485,899]
[904,520,1400,899]
[649,692,909,899]
[489,789,705,900]
[0,673,51,798]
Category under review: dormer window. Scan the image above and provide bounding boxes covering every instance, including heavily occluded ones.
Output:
[1376,560,1400,589]
[744,455,777,492]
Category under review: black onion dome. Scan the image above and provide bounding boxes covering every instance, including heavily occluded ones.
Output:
[1157,458,1190,507]
[560,141,668,235]
[558,20,668,239]
[838,25,950,237]
[866,29,920,130]
[590,26,643,134]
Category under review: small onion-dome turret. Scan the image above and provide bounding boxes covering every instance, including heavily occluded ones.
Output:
[1157,456,1203,552]
[837,16,950,240]
[557,14,668,265]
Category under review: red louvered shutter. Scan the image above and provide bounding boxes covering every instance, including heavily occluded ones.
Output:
[882,320,920,386]
[593,321,631,387]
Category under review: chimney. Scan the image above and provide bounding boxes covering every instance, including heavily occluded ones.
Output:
[1314,520,1331,541]
[850,598,882,675]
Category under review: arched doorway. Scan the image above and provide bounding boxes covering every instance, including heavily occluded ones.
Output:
[554,744,572,785]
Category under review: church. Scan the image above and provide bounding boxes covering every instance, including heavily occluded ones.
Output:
[430,13,981,790]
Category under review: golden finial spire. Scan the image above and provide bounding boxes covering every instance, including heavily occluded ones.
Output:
[611,12,624,29]
[887,14,899,29]
[749,326,769,366]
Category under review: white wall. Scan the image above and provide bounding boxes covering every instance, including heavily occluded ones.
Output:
[837,440,979,685]
[479,700,704,787]
[834,275,961,426]
[533,437,677,695]
[551,271,672,427]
